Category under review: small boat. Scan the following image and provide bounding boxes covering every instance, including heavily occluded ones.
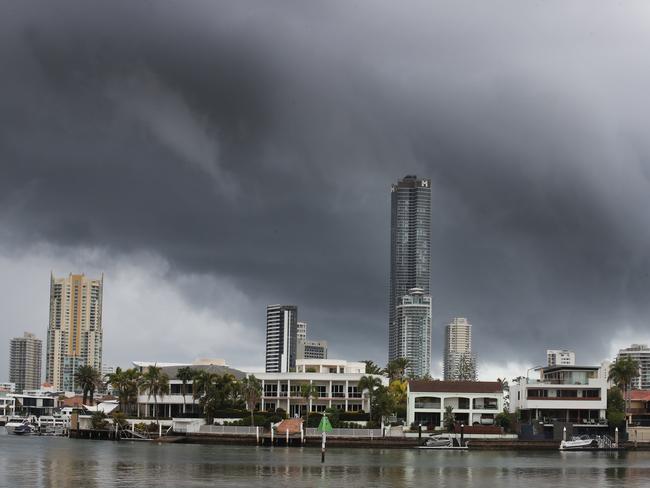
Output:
[425,434,453,447]
[12,423,35,435]
[559,435,598,450]
[5,418,35,435]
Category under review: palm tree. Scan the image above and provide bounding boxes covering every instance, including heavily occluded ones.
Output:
[358,375,382,419]
[176,367,195,416]
[75,366,103,405]
[241,375,263,426]
[138,365,170,420]
[609,358,640,423]
[386,358,411,381]
[362,360,384,375]
[300,383,318,425]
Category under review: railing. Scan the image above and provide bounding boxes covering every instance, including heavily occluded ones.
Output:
[415,402,441,409]
[305,427,382,438]
[199,425,258,435]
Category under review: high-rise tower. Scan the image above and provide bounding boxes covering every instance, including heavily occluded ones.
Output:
[395,288,432,377]
[265,305,298,373]
[389,175,431,365]
[46,273,103,391]
[444,317,477,381]
[9,332,42,393]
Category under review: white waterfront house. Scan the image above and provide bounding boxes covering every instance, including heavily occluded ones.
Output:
[406,380,504,428]
[508,365,607,424]
[133,361,247,418]
[257,359,387,416]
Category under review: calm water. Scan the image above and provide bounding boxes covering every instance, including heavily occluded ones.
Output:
[1,428,650,487]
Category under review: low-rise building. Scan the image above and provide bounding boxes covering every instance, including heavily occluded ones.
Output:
[629,390,650,426]
[406,380,504,428]
[134,361,246,418]
[0,391,15,418]
[509,365,607,424]
[9,392,56,417]
[257,359,386,416]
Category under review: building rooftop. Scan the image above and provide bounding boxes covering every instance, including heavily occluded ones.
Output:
[408,380,503,394]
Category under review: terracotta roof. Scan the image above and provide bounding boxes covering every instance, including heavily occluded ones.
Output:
[276,418,303,434]
[631,390,650,401]
[408,380,503,394]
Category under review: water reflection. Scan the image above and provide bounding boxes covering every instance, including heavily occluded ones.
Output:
[2,434,650,487]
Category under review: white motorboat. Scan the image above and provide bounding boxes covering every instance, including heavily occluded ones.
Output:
[4,417,35,435]
[559,435,598,450]
[424,434,453,447]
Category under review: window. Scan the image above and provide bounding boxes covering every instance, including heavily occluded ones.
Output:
[415,397,440,409]
[582,389,600,398]
[332,385,344,398]
[528,389,549,398]
[348,386,361,398]
[458,398,470,409]
[558,389,578,398]
[316,386,327,398]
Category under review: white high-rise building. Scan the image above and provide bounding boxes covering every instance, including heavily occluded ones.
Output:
[9,332,42,393]
[265,305,298,373]
[444,317,477,381]
[46,273,103,391]
[616,344,650,390]
[394,288,432,378]
[297,322,307,342]
[547,349,576,367]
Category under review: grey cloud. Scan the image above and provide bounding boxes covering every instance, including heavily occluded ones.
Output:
[1,0,650,377]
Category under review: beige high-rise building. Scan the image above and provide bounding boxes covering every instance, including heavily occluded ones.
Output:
[9,332,42,393]
[444,317,477,381]
[45,273,103,391]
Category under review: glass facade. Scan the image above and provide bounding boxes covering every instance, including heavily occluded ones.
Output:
[389,175,431,368]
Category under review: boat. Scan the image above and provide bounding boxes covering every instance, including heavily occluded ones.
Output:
[4,417,35,435]
[559,435,598,450]
[425,434,453,447]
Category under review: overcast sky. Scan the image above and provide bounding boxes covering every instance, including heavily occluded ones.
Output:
[2,1,650,381]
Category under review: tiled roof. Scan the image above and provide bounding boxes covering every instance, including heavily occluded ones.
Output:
[631,390,650,401]
[408,380,503,394]
[276,418,303,434]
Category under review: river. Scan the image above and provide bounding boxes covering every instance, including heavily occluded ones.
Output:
[1,429,650,487]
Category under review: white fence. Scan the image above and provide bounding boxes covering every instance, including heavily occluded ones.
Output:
[305,427,383,438]
[199,425,258,435]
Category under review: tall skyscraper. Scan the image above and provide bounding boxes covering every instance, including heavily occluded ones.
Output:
[9,332,42,393]
[297,322,307,342]
[389,175,431,365]
[46,273,103,391]
[616,344,650,389]
[547,349,576,367]
[295,321,328,360]
[444,317,477,381]
[395,288,432,377]
[265,305,298,373]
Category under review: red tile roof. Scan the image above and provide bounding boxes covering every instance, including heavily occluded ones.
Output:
[631,390,650,401]
[408,380,503,394]
[276,418,303,434]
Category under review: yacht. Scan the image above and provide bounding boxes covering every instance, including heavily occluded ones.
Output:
[559,435,598,450]
[4,417,35,435]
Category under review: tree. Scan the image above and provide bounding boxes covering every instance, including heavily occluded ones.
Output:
[358,375,383,420]
[607,387,626,427]
[176,367,195,416]
[608,358,640,422]
[454,353,477,381]
[362,360,384,375]
[91,411,108,430]
[108,367,141,415]
[371,385,396,423]
[388,379,408,406]
[75,366,103,405]
[443,405,456,432]
[300,383,318,425]
[386,358,411,381]
[494,408,512,431]
[138,365,170,421]
[241,375,263,426]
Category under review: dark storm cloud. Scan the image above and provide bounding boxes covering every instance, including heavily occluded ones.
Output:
[1,0,650,371]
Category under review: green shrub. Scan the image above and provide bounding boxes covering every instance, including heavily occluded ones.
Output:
[91,411,108,430]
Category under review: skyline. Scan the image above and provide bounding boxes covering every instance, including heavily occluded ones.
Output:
[3,1,650,382]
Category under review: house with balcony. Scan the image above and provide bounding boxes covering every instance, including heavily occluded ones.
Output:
[628,390,650,426]
[509,365,607,425]
[406,380,504,428]
[256,359,387,416]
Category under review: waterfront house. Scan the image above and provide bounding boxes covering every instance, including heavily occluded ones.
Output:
[134,361,247,418]
[406,380,504,428]
[509,365,607,425]
[256,359,387,416]
[629,390,650,426]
